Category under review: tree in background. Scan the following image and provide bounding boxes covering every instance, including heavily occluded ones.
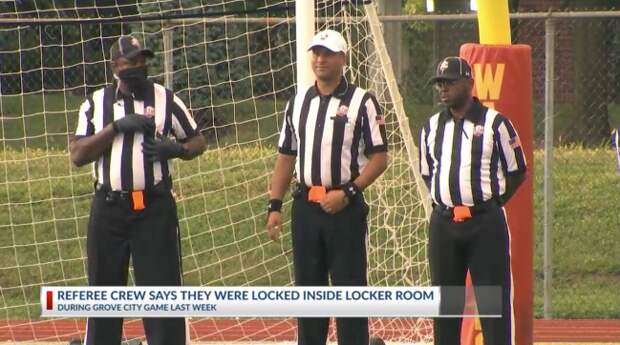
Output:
[400,0,477,136]
[401,0,434,105]
[561,0,619,145]
[0,0,137,95]
[404,0,620,145]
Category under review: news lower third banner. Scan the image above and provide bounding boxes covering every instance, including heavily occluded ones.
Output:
[40,286,501,318]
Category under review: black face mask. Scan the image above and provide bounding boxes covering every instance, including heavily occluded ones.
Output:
[118,66,149,98]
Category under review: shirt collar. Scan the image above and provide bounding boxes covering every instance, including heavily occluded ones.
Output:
[440,97,486,123]
[114,83,124,101]
[308,76,349,99]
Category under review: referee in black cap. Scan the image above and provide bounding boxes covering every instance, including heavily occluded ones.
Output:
[70,35,206,345]
[419,57,526,345]
[266,29,388,345]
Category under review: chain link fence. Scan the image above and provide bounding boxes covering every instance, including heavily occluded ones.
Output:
[391,11,620,319]
[392,14,620,145]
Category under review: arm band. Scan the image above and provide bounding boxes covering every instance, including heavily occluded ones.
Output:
[267,199,283,214]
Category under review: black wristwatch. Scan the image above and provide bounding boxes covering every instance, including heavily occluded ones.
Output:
[267,199,283,214]
[342,182,361,204]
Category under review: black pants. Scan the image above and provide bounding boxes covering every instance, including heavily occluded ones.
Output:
[291,192,369,345]
[85,188,186,345]
[428,204,513,345]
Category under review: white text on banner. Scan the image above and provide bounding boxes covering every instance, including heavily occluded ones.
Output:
[40,286,440,318]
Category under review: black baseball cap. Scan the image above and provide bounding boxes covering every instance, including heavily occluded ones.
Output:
[429,57,472,83]
[110,35,154,61]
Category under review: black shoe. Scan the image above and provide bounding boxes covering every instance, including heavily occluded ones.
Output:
[369,337,386,345]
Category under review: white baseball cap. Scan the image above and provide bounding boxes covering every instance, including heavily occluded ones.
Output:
[308,29,348,53]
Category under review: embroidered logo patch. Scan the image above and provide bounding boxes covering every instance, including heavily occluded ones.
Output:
[474,125,484,137]
[145,106,155,117]
[336,105,348,117]
[375,115,385,125]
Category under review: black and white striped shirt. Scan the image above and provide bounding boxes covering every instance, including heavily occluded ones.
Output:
[75,82,199,191]
[278,78,388,188]
[419,98,526,207]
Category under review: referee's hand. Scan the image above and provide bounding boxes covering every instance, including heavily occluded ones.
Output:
[112,114,154,134]
[142,134,187,161]
[320,190,349,214]
[266,212,282,241]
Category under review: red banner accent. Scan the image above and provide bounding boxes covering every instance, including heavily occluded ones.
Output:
[459,44,534,345]
[46,291,53,310]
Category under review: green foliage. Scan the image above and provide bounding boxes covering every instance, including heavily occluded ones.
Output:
[400,1,436,105]
[403,0,429,18]
[0,1,136,94]
[159,21,295,104]
[0,1,296,99]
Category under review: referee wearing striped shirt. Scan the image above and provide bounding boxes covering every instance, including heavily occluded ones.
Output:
[613,129,620,173]
[70,36,206,345]
[419,57,526,345]
[266,30,388,345]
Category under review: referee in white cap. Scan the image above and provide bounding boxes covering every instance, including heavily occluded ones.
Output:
[266,29,388,345]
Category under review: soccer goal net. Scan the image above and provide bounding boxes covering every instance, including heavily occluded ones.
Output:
[0,0,431,343]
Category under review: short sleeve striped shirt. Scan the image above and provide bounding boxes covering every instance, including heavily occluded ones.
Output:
[277,78,388,188]
[75,82,199,191]
[419,98,526,207]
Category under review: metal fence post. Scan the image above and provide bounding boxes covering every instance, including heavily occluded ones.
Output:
[543,16,555,320]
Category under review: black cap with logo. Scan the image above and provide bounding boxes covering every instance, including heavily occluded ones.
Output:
[110,35,155,61]
[429,57,472,83]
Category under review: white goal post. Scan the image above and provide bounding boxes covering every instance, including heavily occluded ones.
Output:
[0,1,431,343]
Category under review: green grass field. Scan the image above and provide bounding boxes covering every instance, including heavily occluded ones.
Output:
[1,146,618,320]
[532,147,620,318]
[0,92,286,151]
[0,144,429,320]
[1,93,619,321]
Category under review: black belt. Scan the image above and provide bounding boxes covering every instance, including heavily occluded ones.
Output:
[433,198,499,219]
[94,178,172,201]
